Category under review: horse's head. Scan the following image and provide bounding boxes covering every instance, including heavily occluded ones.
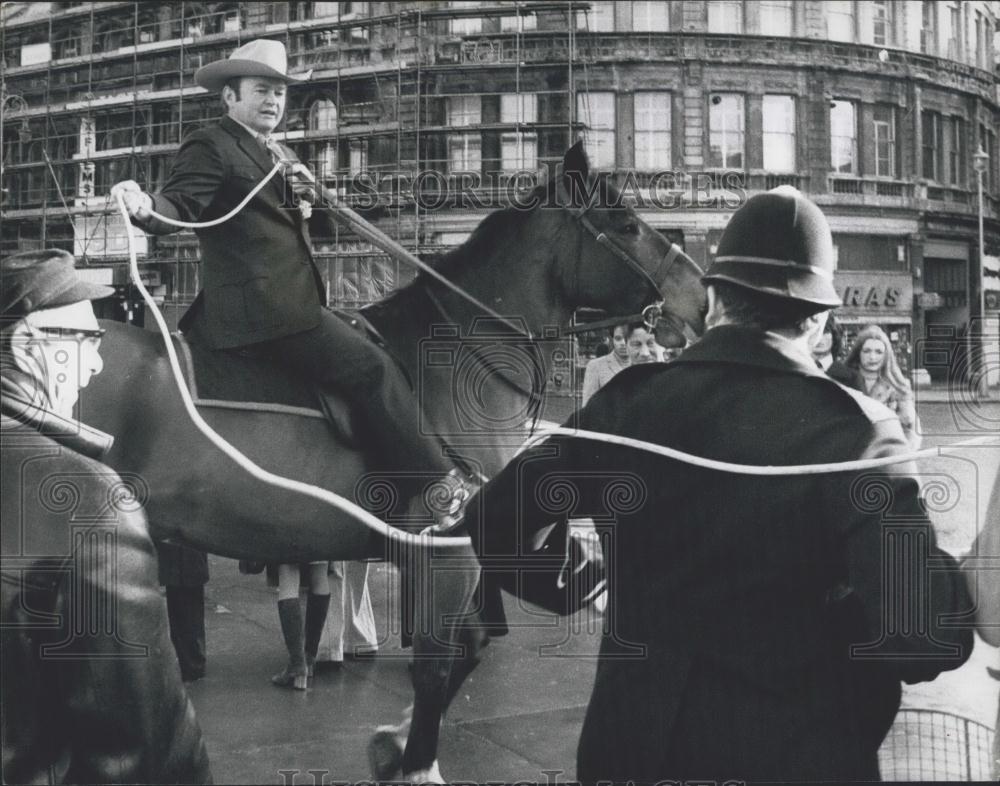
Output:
[546,143,706,344]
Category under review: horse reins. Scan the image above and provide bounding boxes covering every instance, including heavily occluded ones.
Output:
[422,284,547,436]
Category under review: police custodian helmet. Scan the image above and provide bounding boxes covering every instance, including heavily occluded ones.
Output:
[702,186,841,308]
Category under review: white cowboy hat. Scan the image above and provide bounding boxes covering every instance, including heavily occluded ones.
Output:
[195,39,312,92]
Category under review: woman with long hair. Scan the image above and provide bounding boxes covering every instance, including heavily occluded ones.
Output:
[845,324,920,448]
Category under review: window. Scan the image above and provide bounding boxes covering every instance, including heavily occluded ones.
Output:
[448,95,481,127]
[448,95,481,172]
[634,92,671,170]
[921,1,937,54]
[948,117,965,186]
[632,2,670,32]
[500,11,536,31]
[708,94,744,169]
[830,100,857,175]
[313,2,339,19]
[449,134,481,172]
[577,92,616,169]
[977,12,993,70]
[341,1,368,17]
[759,0,793,36]
[826,0,854,42]
[309,98,338,131]
[449,1,482,36]
[707,0,743,34]
[922,111,941,181]
[871,0,890,46]
[20,42,52,66]
[501,134,537,171]
[576,1,615,32]
[763,95,795,172]
[500,94,537,125]
[500,94,537,172]
[349,139,368,175]
[873,105,896,178]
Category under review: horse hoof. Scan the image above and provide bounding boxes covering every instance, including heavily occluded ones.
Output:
[271,668,308,690]
[367,727,404,780]
[403,761,444,784]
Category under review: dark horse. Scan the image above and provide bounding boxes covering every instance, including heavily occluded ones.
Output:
[80,145,706,781]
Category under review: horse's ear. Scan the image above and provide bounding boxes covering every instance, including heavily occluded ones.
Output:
[563,141,590,181]
[556,141,591,207]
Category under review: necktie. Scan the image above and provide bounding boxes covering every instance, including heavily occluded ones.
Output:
[261,136,284,165]
[261,137,315,218]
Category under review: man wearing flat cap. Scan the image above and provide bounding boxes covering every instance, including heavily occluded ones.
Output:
[465,188,973,782]
[111,41,462,516]
[1,249,212,784]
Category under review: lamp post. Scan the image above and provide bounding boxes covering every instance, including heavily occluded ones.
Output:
[973,147,990,399]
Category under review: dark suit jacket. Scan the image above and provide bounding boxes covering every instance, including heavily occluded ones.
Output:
[136,116,332,349]
[469,325,973,783]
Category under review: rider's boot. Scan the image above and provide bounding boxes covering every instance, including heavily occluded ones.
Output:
[303,592,331,678]
[271,597,308,690]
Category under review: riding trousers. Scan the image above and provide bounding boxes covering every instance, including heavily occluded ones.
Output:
[258,309,452,499]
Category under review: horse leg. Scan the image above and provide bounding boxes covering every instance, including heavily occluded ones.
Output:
[368,539,480,782]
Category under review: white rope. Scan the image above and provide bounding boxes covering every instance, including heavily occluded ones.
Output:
[115,193,471,551]
[521,427,1000,476]
[139,160,284,228]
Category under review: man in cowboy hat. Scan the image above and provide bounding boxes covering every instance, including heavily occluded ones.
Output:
[111,41,463,525]
[1,249,212,783]
[465,188,973,782]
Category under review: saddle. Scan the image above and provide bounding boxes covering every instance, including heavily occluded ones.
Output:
[173,308,394,446]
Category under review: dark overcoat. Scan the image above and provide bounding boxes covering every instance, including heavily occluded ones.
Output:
[1,412,211,784]
[136,116,330,349]
[470,325,973,783]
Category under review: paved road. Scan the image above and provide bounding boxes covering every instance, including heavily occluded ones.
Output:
[186,397,998,783]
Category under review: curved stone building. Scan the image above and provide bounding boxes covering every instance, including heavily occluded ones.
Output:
[2,1,997,386]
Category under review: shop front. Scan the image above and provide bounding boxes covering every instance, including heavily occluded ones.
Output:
[834,272,915,375]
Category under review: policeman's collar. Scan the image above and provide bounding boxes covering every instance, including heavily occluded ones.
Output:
[673,324,829,380]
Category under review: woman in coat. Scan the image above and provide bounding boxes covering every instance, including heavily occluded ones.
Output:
[846,324,920,448]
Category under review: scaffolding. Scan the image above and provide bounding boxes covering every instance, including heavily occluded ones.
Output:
[0,1,601,322]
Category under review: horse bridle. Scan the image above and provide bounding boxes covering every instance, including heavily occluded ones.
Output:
[567,205,694,340]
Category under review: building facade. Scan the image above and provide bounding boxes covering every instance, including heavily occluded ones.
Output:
[2,1,998,388]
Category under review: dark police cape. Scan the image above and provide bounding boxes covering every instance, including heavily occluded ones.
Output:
[470,325,973,783]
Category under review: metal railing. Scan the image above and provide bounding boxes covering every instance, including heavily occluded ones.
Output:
[878,709,996,781]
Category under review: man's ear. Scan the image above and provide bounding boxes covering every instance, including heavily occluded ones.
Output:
[801,309,829,344]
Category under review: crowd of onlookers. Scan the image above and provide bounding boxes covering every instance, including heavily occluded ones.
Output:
[583,315,921,451]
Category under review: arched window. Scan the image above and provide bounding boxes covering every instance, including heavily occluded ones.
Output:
[309,98,338,131]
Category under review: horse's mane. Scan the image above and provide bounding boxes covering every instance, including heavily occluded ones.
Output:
[366,191,544,314]
[363,173,621,316]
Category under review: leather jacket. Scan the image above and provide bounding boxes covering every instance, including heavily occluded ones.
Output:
[1,381,212,784]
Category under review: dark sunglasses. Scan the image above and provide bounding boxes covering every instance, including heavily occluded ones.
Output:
[36,327,107,342]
